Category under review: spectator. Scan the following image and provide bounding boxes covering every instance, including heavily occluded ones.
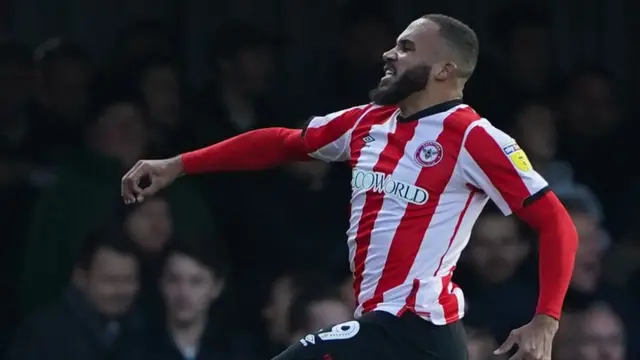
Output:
[260,272,300,355]
[338,272,356,313]
[287,289,353,344]
[552,311,583,360]
[256,270,331,358]
[29,39,92,167]
[105,55,182,157]
[556,67,634,223]
[145,238,246,360]
[576,303,626,360]
[123,196,174,322]
[467,2,561,124]
[20,91,216,314]
[0,40,40,350]
[124,196,174,256]
[0,41,36,172]
[465,327,504,360]
[512,100,571,187]
[603,200,640,291]
[7,227,143,360]
[454,208,535,341]
[110,20,177,70]
[182,21,283,149]
[319,4,394,111]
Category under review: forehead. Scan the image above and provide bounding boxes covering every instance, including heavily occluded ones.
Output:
[397,18,440,44]
[93,248,136,269]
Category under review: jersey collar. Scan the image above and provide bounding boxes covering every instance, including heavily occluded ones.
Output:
[397,99,463,122]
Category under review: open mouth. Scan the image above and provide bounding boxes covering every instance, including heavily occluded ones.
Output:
[383,64,396,77]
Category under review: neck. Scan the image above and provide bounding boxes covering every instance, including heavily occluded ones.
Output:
[397,85,463,118]
[168,316,207,349]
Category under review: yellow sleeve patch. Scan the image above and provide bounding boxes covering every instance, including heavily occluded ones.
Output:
[502,144,532,172]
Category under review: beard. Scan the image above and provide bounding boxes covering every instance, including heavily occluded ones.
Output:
[369,64,431,105]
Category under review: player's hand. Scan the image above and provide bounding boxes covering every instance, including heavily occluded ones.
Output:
[121,156,183,204]
[494,314,558,360]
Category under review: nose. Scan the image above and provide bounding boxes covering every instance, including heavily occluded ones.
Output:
[382,48,397,62]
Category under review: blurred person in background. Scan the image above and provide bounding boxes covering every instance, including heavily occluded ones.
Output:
[321,3,395,111]
[562,199,620,308]
[563,199,640,358]
[29,39,92,166]
[184,22,280,148]
[467,2,560,124]
[287,289,353,345]
[258,271,306,357]
[604,220,640,297]
[552,311,582,360]
[556,67,634,227]
[337,271,356,312]
[104,54,183,157]
[511,99,604,217]
[21,91,215,314]
[511,100,570,187]
[132,56,182,155]
[122,195,174,322]
[0,41,37,176]
[465,327,504,360]
[455,208,536,341]
[576,303,626,360]
[0,40,39,350]
[7,227,143,360]
[124,195,174,256]
[178,23,297,298]
[108,20,177,74]
[146,238,247,360]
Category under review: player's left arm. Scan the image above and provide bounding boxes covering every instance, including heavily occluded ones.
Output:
[460,122,578,321]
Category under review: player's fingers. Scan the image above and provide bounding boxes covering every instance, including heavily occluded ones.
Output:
[121,161,142,199]
[122,162,147,203]
[508,348,526,360]
[136,180,162,203]
[494,332,518,355]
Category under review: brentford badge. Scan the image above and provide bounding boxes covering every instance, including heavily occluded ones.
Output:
[415,141,443,167]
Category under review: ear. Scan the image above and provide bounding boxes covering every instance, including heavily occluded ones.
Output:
[208,276,226,302]
[433,62,457,81]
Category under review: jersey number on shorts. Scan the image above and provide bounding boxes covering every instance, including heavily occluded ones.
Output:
[317,320,360,341]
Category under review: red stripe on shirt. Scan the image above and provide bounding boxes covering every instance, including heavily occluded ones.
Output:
[351,115,418,307]
[303,104,374,152]
[433,190,476,277]
[439,273,460,323]
[361,107,478,314]
[464,126,531,211]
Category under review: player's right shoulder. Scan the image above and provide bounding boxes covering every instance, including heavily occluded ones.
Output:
[353,104,398,125]
[304,103,387,132]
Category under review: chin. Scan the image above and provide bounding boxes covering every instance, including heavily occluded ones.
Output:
[378,76,395,88]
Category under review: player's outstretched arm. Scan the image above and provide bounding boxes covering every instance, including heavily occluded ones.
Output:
[121,104,371,204]
[121,127,309,204]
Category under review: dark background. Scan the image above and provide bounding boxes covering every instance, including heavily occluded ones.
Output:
[0,0,638,359]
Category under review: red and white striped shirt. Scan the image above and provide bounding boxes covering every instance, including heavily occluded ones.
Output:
[303,100,548,325]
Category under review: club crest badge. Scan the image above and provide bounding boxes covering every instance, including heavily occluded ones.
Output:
[415,141,444,167]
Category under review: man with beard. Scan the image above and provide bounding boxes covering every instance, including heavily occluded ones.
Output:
[122,14,578,360]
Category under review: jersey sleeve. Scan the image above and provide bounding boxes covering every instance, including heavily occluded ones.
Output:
[302,104,373,162]
[460,121,549,215]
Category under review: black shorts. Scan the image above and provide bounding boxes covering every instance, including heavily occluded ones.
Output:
[273,311,468,360]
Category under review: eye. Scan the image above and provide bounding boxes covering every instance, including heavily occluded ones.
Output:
[397,40,414,53]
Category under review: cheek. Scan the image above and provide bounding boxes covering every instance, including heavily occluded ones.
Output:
[127,218,151,240]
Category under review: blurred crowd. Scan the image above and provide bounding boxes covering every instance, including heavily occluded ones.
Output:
[0,1,638,360]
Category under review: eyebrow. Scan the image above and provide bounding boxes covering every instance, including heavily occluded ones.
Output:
[397,39,415,48]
